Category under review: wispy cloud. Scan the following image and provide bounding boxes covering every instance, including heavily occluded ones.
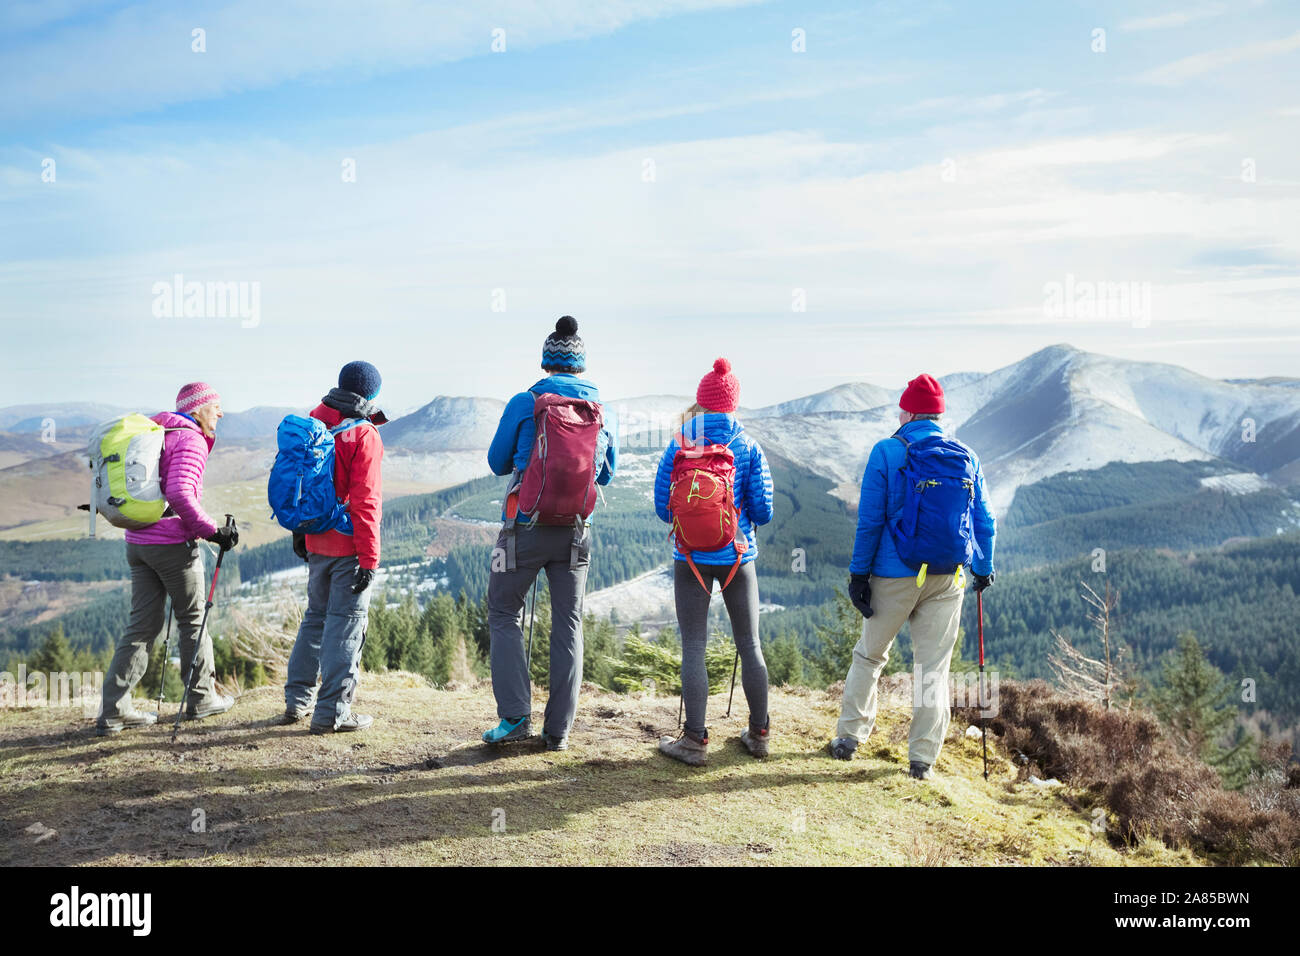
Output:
[1120,4,1228,32]
[1137,29,1300,85]
[0,0,766,122]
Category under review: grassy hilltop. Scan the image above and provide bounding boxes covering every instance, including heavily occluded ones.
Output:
[0,673,1199,867]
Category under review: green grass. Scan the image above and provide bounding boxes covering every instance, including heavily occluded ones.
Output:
[0,672,1200,866]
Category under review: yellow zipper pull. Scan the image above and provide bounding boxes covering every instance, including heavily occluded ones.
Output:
[916,563,928,588]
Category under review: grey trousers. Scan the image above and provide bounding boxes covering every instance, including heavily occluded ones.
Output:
[100,541,217,723]
[487,524,591,738]
[285,553,372,730]
[674,560,768,738]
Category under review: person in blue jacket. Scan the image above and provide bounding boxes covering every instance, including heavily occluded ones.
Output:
[481,316,617,752]
[653,358,775,766]
[830,373,996,779]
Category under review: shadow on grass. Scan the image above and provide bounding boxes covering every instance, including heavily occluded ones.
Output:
[1,739,868,865]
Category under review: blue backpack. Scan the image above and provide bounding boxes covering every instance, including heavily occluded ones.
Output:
[267,415,367,535]
[887,431,984,577]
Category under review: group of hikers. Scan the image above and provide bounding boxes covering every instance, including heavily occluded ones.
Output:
[91,315,997,780]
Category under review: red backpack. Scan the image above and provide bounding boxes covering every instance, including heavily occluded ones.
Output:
[515,392,604,524]
[668,431,746,592]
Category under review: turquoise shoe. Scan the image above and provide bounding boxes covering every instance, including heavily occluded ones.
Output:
[482,716,531,744]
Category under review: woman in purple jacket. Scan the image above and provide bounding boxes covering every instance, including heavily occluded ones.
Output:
[97,383,239,735]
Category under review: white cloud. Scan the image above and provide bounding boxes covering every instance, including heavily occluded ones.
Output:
[1137,29,1300,85]
[1120,5,1228,32]
[0,0,765,121]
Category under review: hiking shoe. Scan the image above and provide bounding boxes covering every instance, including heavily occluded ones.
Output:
[310,712,373,735]
[95,709,158,736]
[829,737,857,761]
[279,708,311,725]
[541,731,569,752]
[658,729,709,766]
[185,693,235,721]
[909,761,934,780]
[739,721,770,758]
[482,716,532,744]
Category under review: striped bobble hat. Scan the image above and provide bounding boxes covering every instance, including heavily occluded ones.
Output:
[176,382,220,415]
[541,315,586,373]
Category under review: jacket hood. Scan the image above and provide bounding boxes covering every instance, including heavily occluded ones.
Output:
[530,374,600,402]
[895,418,945,442]
[322,388,388,425]
[681,412,743,445]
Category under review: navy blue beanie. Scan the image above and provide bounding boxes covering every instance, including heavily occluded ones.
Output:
[339,361,382,400]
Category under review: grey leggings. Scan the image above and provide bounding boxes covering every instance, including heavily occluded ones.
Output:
[674,560,768,738]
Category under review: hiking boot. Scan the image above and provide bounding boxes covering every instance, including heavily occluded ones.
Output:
[185,693,235,721]
[909,761,934,780]
[829,736,857,761]
[482,716,532,744]
[279,708,311,725]
[95,709,158,737]
[658,729,709,766]
[541,731,569,752]
[739,719,770,758]
[310,712,373,735]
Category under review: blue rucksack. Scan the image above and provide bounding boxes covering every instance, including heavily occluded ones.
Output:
[887,431,984,577]
[267,415,367,535]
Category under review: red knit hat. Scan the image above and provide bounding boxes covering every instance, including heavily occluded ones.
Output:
[697,357,740,413]
[900,374,944,414]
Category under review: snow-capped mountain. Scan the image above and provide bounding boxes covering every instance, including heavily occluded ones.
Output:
[4,345,1297,525]
[746,345,1300,515]
[748,383,896,419]
[381,396,506,452]
[365,345,1300,515]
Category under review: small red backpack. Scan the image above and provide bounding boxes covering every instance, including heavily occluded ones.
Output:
[668,431,746,592]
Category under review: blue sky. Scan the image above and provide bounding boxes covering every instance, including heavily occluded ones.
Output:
[2,0,1298,413]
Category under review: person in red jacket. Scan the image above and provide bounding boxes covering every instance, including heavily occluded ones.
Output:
[283,361,387,734]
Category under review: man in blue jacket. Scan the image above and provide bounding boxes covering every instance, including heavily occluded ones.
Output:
[481,316,617,751]
[830,374,996,779]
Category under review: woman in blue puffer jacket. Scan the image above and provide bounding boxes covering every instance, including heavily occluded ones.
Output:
[652,358,775,766]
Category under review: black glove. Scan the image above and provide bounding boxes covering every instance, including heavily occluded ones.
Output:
[848,573,873,619]
[972,571,995,593]
[292,533,308,562]
[351,566,375,594]
[205,525,239,552]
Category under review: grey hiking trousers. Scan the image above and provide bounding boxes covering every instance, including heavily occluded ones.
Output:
[100,540,217,725]
[675,560,768,738]
[487,523,591,739]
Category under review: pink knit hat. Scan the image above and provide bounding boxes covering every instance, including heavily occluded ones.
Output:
[176,382,220,416]
[696,357,740,413]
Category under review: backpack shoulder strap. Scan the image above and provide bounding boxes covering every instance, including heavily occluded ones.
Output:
[329,417,366,435]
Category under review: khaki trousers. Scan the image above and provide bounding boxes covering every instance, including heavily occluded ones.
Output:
[836,573,964,766]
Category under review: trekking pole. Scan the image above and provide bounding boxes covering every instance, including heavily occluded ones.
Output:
[978,590,988,781]
[524,579,538,676]
[724,648,739,719]
[172,515,235,743]
[156,601,173,714]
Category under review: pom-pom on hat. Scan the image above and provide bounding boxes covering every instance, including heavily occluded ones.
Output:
[696,357,740,413]
[542,315,586,372]
[899,373,944,415]
[176,382,220,416]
